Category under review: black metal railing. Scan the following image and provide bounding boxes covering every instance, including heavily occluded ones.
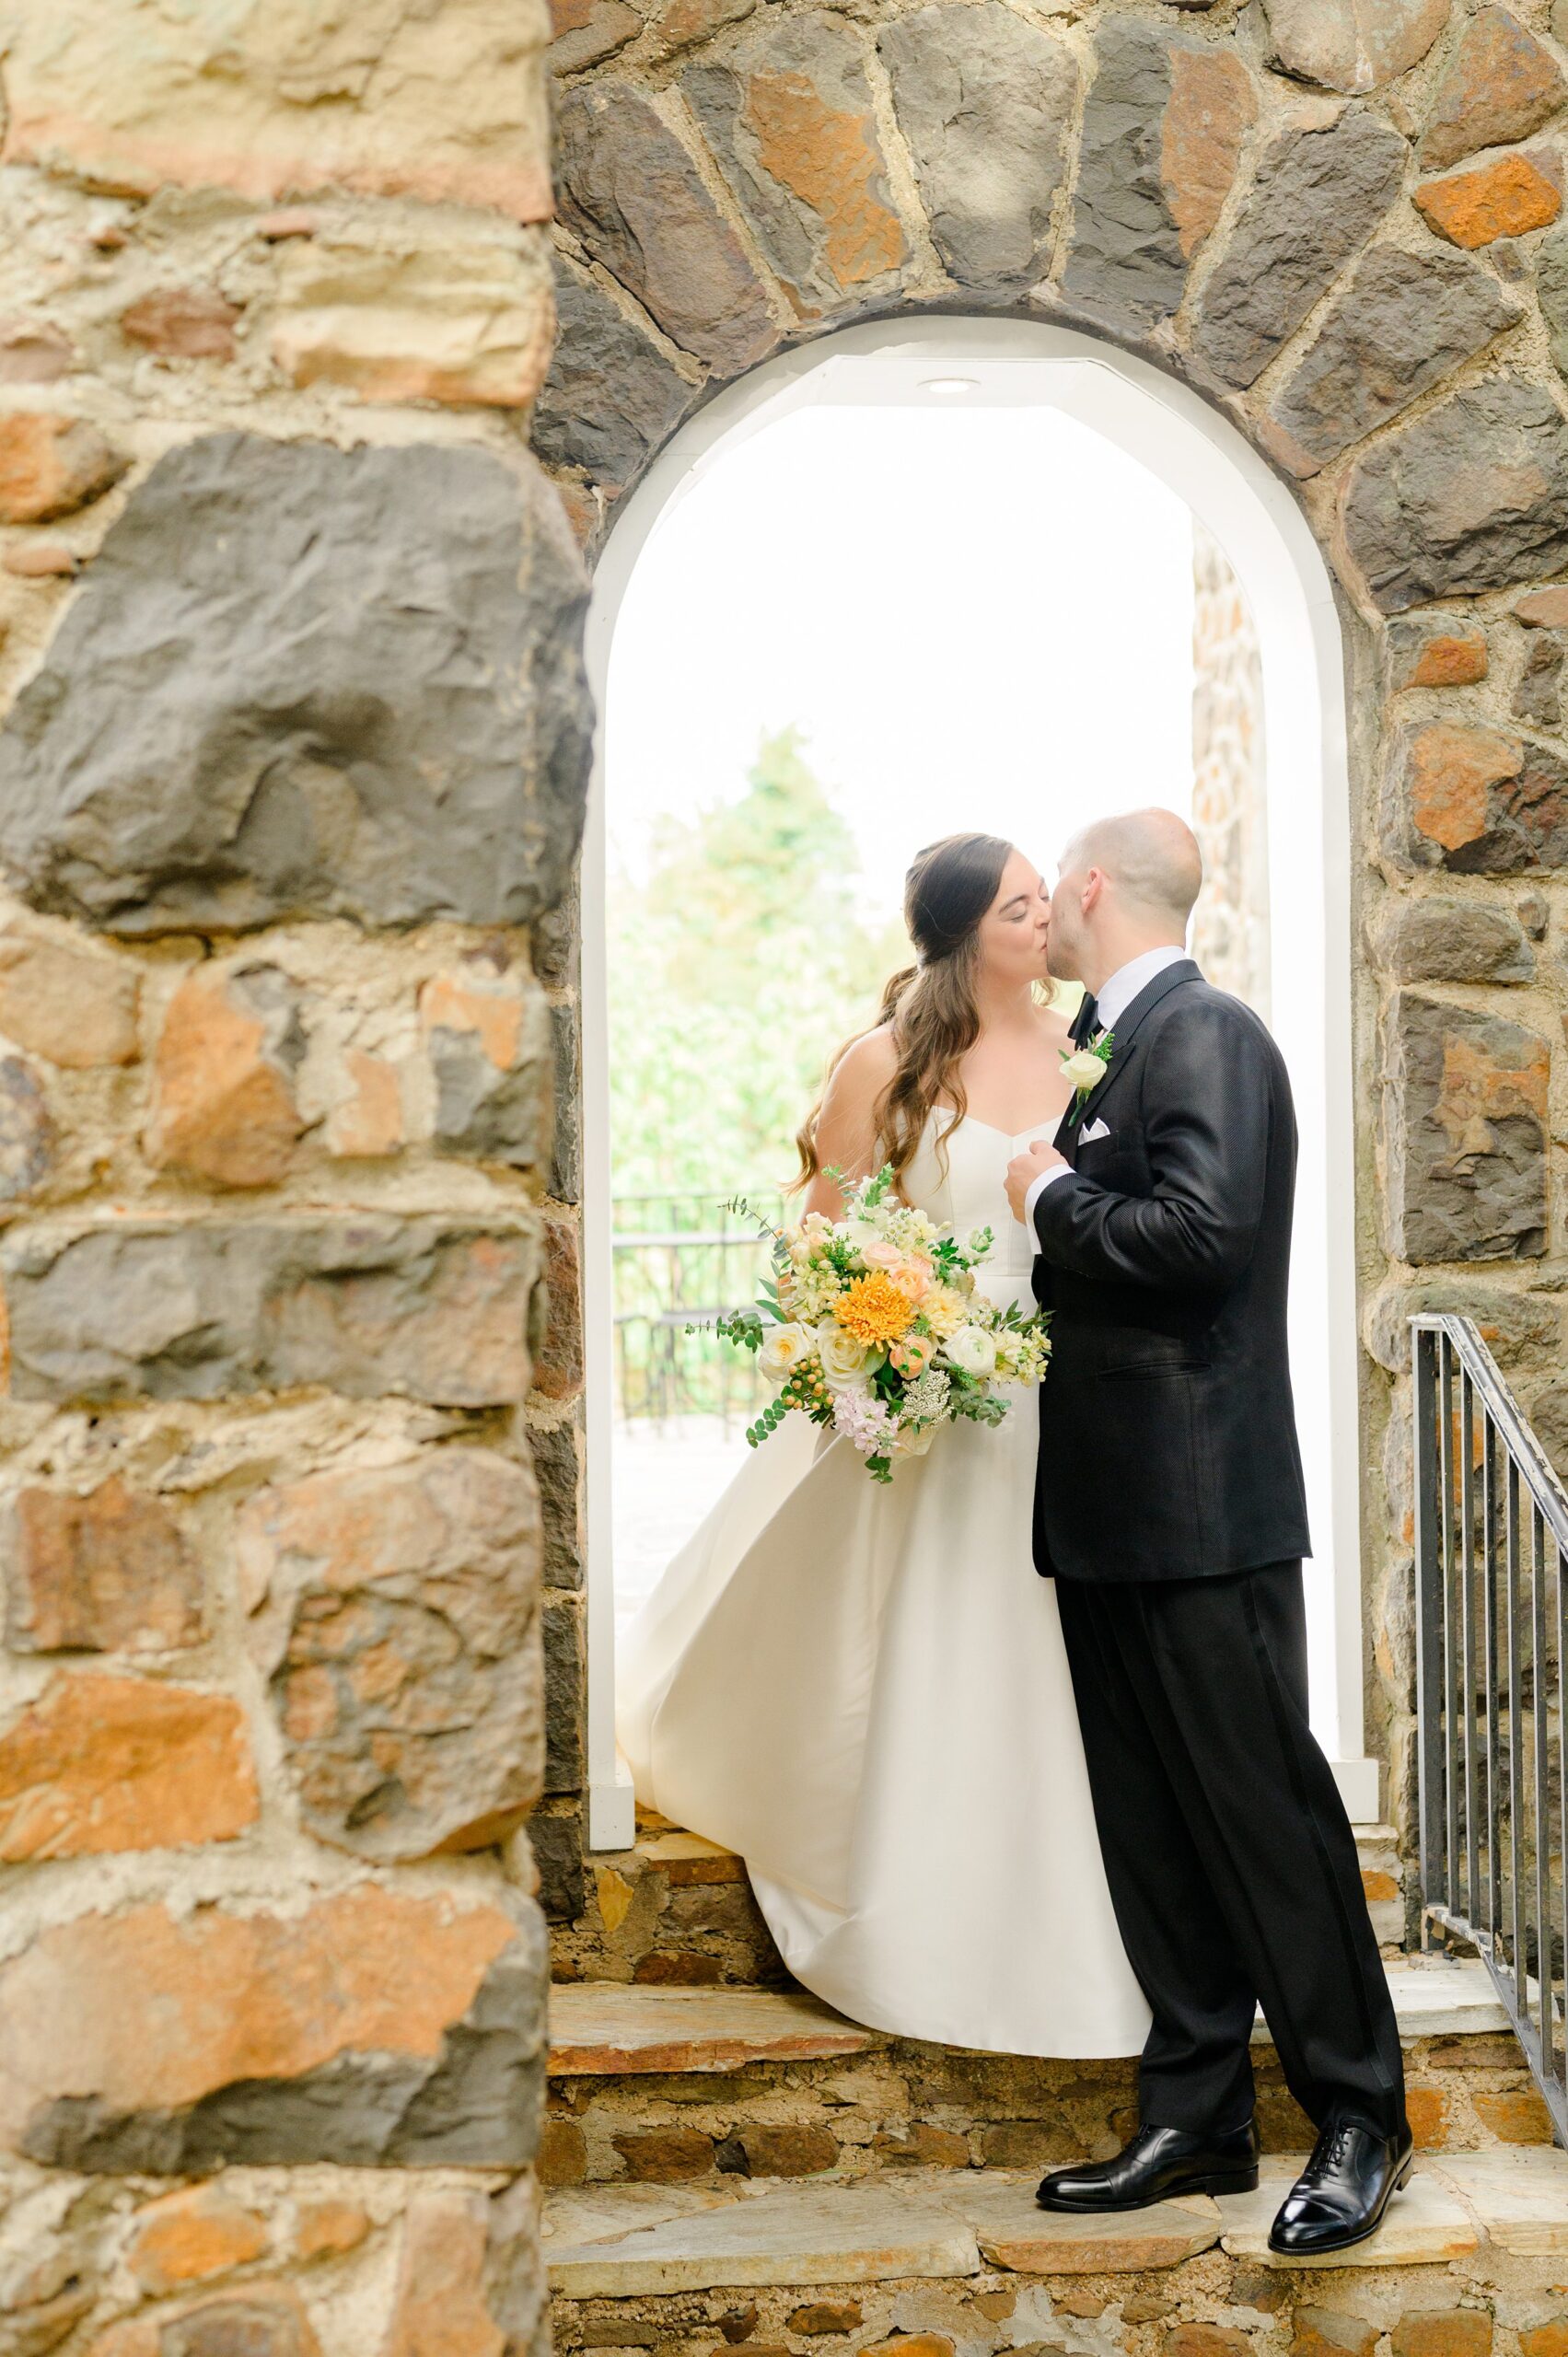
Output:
[612,1187,785,1425]
[1413,1312,1568,2144]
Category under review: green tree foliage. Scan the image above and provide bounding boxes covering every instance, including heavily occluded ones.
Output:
[609,728,908,1199]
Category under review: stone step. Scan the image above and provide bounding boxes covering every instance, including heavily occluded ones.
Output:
[543,1960,1547,2191]
[549,1957,1508,2077]
[549,1817,1411,1989]
[546,2147,1568,2302]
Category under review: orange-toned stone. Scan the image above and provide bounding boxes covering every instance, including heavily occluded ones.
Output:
[325,1049,404,1158]
[0,1675,258,1860]
[1516,586,1568,628]
[720,2123,837,2177]
[1363,1869,1400,1900]
[1405,723,1522,857]
[0,935,138,1068]
[538,2115,587,2187]
[2,540,77,576]
[791,2305,864,2336]
[146,961,304,1187]
[1406,2084,1451,2149]
[128,2186,270,2293]
[420,970,527,1071]
[0,1885,528,2157]
[1294,2311,1379,2357]
[639,1829,748,1886]
[1415,152,1561,248]
[121,286,241,360]
[90,2286,319,2357]
[1167,2331,1251,2357]
[614,2126,714,2181]
[1392,2313,1493,2357]
[1519,2325,1568,2357]
[1475,2084,1556,2142]
[873,2122,970,2166]
[743,70,906,298]
[293,2198,371,2261]
[863,2340,952,2357]
[0,413,122,523]
[383,2189,504,2357]
[1162,48,1255,259]
[8,1477,203,1654]
[1400,633,1489,689]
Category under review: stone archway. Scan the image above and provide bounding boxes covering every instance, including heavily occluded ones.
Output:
[530,0,1568,1892]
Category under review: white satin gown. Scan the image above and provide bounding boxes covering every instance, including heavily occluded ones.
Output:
[616,1110,1152,2057]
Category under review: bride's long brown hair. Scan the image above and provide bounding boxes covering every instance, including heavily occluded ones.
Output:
[794,832,1028,1195]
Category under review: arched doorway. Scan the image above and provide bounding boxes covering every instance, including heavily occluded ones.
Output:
[579,315,1374,1852]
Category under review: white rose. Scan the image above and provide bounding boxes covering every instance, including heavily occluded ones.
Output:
[758,1322,812,1380]
[838,1216,882,1257]
[817,1325,875,1388]
[1060,1047,1107,1094]
[945,1324,998,1377]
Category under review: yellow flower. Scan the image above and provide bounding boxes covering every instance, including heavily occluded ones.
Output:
[921,1285,968,1340]
[832,1271,916,1348]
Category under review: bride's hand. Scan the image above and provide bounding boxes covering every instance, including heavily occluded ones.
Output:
[1006,1139,1066,1225]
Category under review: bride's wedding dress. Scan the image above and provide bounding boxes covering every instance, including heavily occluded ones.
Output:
[616,1109,1151,2057]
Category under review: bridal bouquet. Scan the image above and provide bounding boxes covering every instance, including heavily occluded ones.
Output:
[705,1167,1050,1484]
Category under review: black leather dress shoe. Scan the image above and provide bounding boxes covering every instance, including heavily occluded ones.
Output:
[1036,2119,1260,2212]
[1268,2118,1413,2255]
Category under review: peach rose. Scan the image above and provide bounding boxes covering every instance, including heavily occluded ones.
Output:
[889,1254,934,1302]
[889,1333,936,1380]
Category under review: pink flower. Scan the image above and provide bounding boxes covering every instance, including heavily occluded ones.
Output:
[889,1255,934,1302]
[832,1388,895,1457]
[860,1238,904,1271]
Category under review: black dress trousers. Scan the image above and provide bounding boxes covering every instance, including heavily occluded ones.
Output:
[1054,1561,1406,2141]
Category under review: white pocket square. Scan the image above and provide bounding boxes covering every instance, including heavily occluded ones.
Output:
[1079,1118,1110,1143]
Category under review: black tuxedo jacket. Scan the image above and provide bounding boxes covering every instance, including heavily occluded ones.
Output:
[1030,960,1311,1584]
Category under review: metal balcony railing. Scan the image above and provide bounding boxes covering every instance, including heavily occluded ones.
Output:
[1412,1312,1568,2145]
[612,1187,785,1425]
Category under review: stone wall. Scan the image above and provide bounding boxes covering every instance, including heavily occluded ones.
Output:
[534,0,1568,1910]
[1191,524,1270,1017]
[0,2,591,2350]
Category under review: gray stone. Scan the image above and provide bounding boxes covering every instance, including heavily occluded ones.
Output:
[1266,244,1520,471]
[1063,20,1253,330]
[530,1809,587,1922]
[1363,1274,1562,1374]
[530,1414,583,1590]
[1374,895,1536,983]
[1420,6,1567,170]
[532,259,693,487]
[0,436,590,936]
[551,997,581,1202]
[1190,108,1407,388]
[0,1218,535,1406]
[242,1449,543,1863]
[545,1590,586,1794]
[555,83,776,375]
[684,17,909,319]
[1263,0,1450,94]
[1530,219,1568,384]
[1513,633,1564,727]
[1343,379,1568,613]
[429,1020,552,1173]
[1385,613,1489,690]
[1384,993,1549,1264]
[0,1054,53,1203]
[878,4,1076,292]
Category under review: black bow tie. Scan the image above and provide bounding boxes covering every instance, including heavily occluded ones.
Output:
[1069,993,1100,1048]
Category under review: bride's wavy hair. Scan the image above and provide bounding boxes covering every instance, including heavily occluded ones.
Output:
[794,831,1036,1196]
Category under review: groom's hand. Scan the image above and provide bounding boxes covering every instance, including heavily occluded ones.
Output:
[1006,1139,1067,1225]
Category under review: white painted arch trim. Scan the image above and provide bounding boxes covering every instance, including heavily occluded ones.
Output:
[581,315,1377,1852]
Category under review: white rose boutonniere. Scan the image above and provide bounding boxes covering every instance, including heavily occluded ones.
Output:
[1061,1028,1114,1118]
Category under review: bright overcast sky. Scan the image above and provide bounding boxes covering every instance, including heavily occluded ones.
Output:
[605,401,1199,923]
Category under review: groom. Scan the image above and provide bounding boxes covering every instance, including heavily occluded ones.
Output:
[1005,809,1409,2258]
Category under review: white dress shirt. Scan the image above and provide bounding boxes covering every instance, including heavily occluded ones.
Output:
[1023,945,1191,1226]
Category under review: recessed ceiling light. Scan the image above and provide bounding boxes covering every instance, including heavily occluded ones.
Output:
[919,376,980,396]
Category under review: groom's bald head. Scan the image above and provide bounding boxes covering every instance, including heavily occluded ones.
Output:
[1047,808,1202,990]
[1062,808,1203,928]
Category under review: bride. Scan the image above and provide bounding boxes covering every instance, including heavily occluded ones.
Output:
[617,833,1149,2058]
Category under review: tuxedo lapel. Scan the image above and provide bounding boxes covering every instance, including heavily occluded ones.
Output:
[1054,959,1201,1156]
